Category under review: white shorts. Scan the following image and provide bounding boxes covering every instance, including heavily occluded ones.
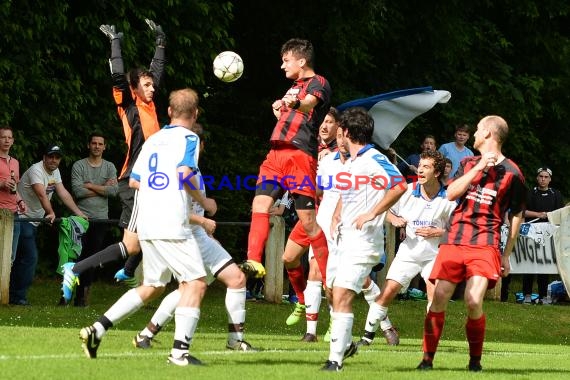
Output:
[386,253,436,290]
[193,230,233,284]
[140,238,206,287]
[326,229,381,292]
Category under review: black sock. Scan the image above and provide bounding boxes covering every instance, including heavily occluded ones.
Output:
[123,253,142,277]
[73,242,127,274]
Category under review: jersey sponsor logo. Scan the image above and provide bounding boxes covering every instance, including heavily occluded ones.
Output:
[466,184,496,205]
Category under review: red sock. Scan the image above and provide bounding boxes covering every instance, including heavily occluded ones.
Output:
[466,314,486,360]
[286,266,306,304]
[308,230,329,284]
[423,310,445,359]
[247,212,270,262]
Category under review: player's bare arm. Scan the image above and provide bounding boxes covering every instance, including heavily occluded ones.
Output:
[500,210,524,276]
[282,93,319,113]
[353,185,406,230]
[330,196,342,239]
[446,152,497,201]
[189,214,216,236]
[386,210,407,228]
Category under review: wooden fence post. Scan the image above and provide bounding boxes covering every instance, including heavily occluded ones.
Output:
[0,209,14,305]
[377,221,396,288]
[263,215,285,303]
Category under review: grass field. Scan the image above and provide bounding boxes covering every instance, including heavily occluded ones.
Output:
[1,278,570,379]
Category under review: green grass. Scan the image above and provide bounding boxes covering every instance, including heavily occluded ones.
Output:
[1,278,570,379]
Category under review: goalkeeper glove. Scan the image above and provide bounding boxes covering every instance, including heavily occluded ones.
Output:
[145,18,166,47]
[99,24,123,41]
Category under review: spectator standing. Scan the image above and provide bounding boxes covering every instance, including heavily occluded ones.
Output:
[438,124,473,178]
[0,125,26,265]
[70,132,118,306]
[521,167,563,304]
[397,135,437,182]
[10,145,86,305]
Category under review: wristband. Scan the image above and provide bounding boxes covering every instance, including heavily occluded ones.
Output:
[292,99,301,109]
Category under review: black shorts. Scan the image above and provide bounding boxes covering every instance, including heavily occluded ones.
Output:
[118,178,136,230]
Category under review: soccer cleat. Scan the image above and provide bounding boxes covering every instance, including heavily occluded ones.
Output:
[416,360,433,370]
[80,326,101,359]
[323,320,332,342]
[114,268,139,288]
[133,333,152,349]
[355,337,372,348]
[321,360,343,372]
[226,340,257,352]
[285,302,306,325]
[343,342,358,359]
[301,333,317,342]
[239,260,266,278]
[468,361,482,372]
[383,326,400,346]
[167,353,203,366]
[62,262,79,302]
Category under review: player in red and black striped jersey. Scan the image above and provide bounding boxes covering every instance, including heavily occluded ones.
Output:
[418,115,526,372]
[241,39,332,287]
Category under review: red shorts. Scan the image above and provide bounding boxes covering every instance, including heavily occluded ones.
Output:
[429,244,502,289]
[288,220,311,247]
[257,147,317,198]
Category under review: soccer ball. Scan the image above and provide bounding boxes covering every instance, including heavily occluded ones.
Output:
[213,51,244,83]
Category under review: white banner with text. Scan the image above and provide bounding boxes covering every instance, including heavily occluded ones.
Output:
[501,222,559,274]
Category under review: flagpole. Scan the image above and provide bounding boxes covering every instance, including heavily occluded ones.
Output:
[395,153,410,167]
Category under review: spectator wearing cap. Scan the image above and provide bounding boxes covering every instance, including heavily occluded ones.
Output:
[9,144,87,306]
[521,167,564,304]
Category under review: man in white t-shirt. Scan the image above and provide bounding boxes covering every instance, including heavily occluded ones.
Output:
[322,107,406,372]
[354,150,457,345]
[10,145,86,305]
[78,88,216,366]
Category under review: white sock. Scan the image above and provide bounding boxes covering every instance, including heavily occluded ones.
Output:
[104,288,144,329]
[304,280,322,335]
[226,287,246,343]
[92,322,106,340]
[328,311,353,365]
[362,281,381,304]
[142,289,180,338]
[364,302,388,334]
[171,307,200,358]
[380,316,393,331]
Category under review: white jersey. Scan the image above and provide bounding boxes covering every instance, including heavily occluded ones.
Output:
[131,125,200,240]
[316,151,345,235]
[391,182,457,261]
[337,145,402,242]
[18,161,62,221]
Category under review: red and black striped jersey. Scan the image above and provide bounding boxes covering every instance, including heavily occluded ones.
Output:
[270,75,331,157]
[444,156,526,247]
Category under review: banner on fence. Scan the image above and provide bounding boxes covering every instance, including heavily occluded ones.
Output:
[500,222,559,274]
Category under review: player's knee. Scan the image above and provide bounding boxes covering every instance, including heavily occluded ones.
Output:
[255,180,283,199]
[220,265,246,288]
